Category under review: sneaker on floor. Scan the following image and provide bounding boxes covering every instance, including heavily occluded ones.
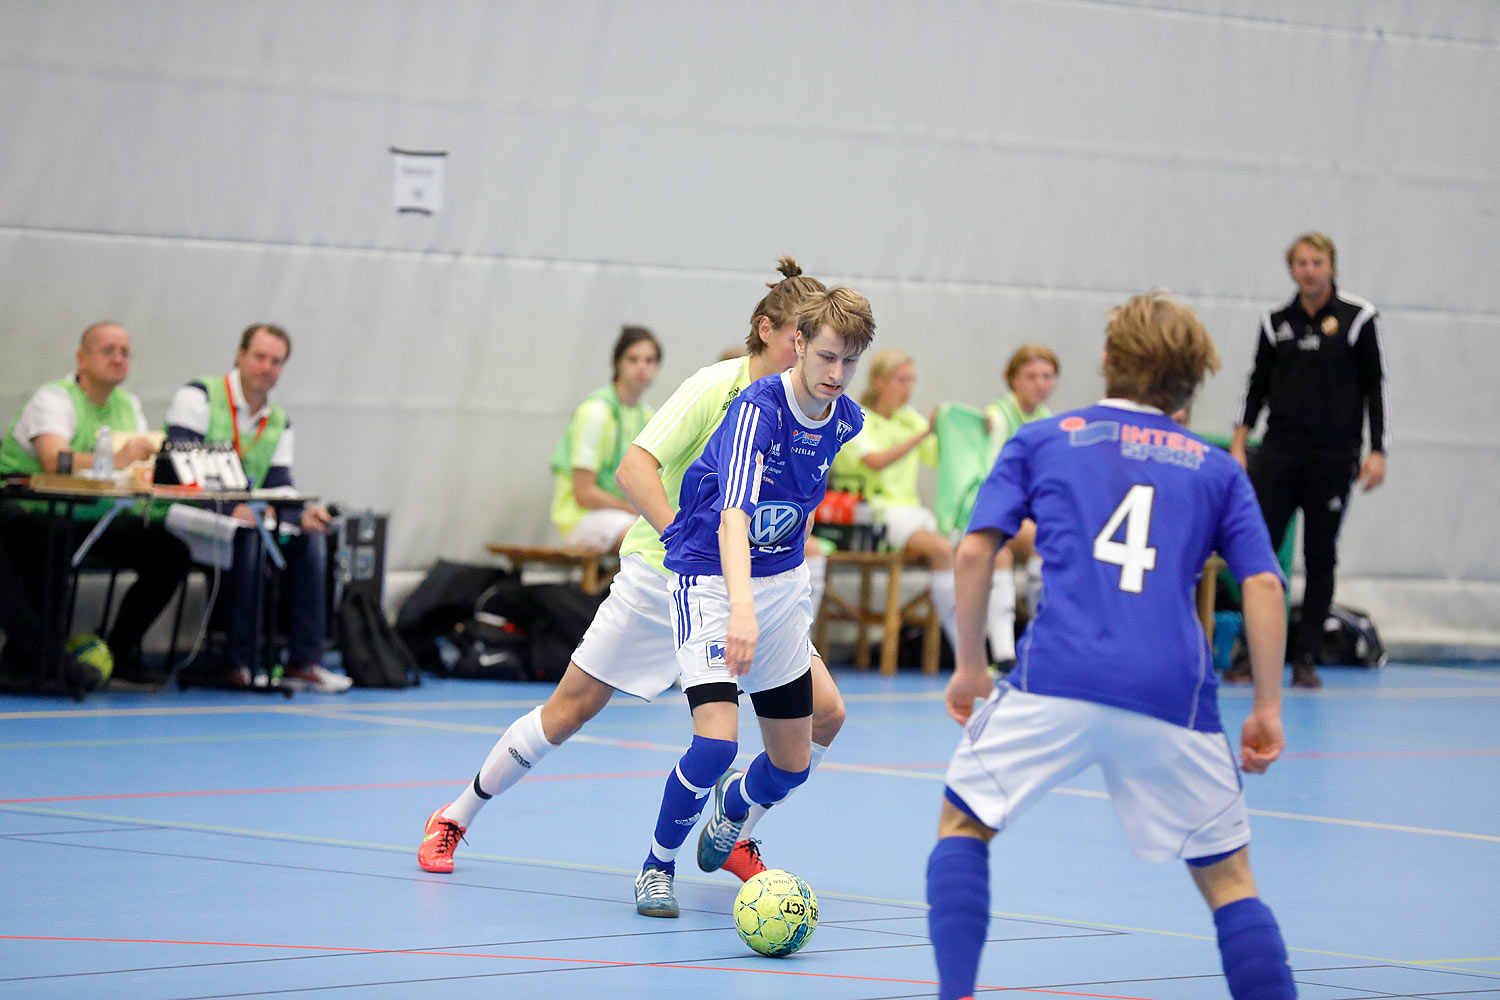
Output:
[635,865,679,918]
[697,768,747,873]
[1290,656,1323,689]
[283,664,353,693]
[722,839,767,883]
[418,806,466,873]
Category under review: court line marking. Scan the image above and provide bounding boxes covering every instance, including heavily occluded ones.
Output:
[0,729,382,750]
[0,772,665,805]
[0,934,1162,999]
[4,808,1494,978]
[5,744,1497,846]
[5,675,1500,721]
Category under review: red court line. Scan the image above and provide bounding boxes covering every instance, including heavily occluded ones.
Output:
[0,771,667,805]
[0,935,1161,998]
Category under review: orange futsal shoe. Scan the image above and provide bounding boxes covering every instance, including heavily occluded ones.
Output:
[722,839,767,883]
[418,806,466,873]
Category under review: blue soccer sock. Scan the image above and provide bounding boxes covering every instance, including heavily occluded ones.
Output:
[724,752,809,820]
[644,735,737,873]
[1213,897,1295,1000]
[926,835,990,1000]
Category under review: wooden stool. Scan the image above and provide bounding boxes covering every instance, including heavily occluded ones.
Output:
[484,543,617,595]
[1198,555,1224,643]
[814,550,942,676]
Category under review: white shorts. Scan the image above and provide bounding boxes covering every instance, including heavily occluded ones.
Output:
[569,554,678,701]
[945,685,1250,862]
[881,504,940,551]
[563,508,638,552]
[670,564,814,696]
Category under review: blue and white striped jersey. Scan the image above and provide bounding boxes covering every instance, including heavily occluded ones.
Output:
[663,371,863,578]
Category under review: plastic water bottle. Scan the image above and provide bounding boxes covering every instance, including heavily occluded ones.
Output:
[93,426,114,480]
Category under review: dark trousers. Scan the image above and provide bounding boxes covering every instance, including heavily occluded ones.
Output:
[1248,447,1358,662]
[0,512,192,669]
[0,534,47,665]
[224,527,327,669]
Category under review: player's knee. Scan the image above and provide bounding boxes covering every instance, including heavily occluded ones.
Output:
[541,669,612,742]
[810,690,845,744]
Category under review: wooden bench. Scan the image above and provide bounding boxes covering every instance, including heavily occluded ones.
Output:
[814,550,942,676]
[484,543,618,595]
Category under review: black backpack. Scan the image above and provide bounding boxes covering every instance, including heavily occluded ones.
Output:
[1289,603,1387,667]
[338,590,422,687]
[513,583,608,682]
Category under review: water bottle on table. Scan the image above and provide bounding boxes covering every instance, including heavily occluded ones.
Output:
[93,425,114,480]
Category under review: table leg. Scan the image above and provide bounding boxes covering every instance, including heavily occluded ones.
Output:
[853,566,872,669]
[921,592,942,674]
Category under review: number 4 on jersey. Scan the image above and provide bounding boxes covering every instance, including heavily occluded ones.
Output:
[1093,485,1157,593]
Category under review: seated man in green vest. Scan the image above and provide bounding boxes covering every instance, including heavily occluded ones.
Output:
[164,323,350,693]
[0,321,192,687]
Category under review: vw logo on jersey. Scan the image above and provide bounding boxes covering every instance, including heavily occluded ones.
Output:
[748,501,803,546]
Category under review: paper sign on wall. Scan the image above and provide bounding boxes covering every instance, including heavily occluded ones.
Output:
[390,147,446,214]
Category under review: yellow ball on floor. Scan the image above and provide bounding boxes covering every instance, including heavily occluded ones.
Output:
[733,869,818,957]
[65,633,114,685]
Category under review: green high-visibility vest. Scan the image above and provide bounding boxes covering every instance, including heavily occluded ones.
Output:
[201,375,287,488]
[0,377,142,519]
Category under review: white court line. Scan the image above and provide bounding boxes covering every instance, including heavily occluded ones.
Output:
[8,680,1500,722]
[9,693,1499,846]
[266,708,1500,846]
[2,800,1491,973]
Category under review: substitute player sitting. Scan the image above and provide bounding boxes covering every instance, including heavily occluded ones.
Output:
[926,291,1296,1000]
[548,326,661,553]
[634,288,875,917]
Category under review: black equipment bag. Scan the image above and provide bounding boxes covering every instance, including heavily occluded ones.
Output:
[513,583,608,683]
[396,559,605,683]
[1287,602,1387,667]
[396,560,521,675]
[337,590,422,687]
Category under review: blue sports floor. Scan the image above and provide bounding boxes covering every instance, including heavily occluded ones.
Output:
[2,662,1498,999]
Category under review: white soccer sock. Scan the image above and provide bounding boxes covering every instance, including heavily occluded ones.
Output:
[929,568,959,651]
[805,554,827,623]
[987,569,1017,663]
[443,705,556,828]
[736,741,830,841]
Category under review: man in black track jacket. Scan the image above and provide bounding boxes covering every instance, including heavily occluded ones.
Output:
[1230,231,1388,688]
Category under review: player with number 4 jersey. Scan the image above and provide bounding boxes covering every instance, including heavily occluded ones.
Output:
[926,291,1297,1000]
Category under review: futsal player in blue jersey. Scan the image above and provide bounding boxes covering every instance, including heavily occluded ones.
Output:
[633,288,876,917]
[926,291,1297,1000]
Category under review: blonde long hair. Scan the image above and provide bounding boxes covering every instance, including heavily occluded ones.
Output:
[857,348,913,409]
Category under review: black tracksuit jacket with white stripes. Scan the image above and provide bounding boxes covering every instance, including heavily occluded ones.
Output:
[1235,283,1388,458]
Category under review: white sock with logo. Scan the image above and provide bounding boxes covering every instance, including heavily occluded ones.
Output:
[444,705,555,828]
[736,741,830,842]
[987,569,1017,663]
[929,569,959,651]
